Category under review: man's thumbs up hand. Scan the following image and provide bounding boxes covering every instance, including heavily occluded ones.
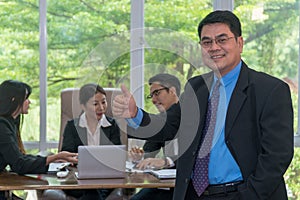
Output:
[112,84,138,118]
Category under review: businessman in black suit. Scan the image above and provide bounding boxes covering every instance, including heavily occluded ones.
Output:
[113,10,294,200]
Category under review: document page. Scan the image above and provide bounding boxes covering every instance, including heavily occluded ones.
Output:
[149,169,176,179]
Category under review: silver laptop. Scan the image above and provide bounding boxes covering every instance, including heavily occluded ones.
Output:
[77,145,127,179]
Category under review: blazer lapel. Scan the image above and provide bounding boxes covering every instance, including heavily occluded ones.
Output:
[192,73,211,146]
[198,73,213,126]
[99,128,105,145]
[225,62,249,136]
[78,127,88,145]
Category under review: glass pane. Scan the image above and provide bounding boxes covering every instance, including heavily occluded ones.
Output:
[46,0,131,142]
[143,0,212,111]
[234,1,299,133]
[0,0,40,147]
[234,1,299,198]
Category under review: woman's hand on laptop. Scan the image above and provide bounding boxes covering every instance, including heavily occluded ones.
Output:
[46,151,78,165]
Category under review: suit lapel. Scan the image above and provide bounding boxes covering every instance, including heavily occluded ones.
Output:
[99,127,105,145]
[198,73,212,127]
[78,127,88,145]
[193,74,211,146]
[73,119,88,145]
[225,62,249,136]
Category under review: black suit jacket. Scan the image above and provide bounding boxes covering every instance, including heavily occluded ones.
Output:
[128,61,294,200]
[0,116,47,174]
[143,140,164,159]
[142,103,180,161]
[61,116,121,153]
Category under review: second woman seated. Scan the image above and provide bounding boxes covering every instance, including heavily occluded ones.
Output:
[61,83,121,200]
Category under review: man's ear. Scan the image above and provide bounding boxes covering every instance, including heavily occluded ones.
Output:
[169,86,177,96]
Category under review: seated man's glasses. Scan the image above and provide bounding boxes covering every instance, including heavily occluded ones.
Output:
[146,87,169,99]
[199,36,235,48]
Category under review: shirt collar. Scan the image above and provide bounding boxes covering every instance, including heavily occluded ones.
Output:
[79,112,112,128]
[214,61,242,87]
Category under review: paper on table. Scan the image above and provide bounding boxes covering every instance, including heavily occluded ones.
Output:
[149,169,176,179]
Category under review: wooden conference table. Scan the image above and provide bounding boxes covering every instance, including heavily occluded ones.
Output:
[0,171,175,191]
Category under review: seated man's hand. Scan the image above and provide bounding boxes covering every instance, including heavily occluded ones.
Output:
[129,146,144,163]
[135,158,165,170]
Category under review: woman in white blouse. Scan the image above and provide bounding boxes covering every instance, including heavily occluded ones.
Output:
[61,83,121,200]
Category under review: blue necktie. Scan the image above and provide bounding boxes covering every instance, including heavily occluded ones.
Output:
[192,80,221,196]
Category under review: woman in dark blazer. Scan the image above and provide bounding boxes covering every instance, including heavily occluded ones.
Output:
[0,80,77,200]
[61,83,121,200]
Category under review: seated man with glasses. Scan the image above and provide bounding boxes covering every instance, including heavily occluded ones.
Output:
[128,73,181,200]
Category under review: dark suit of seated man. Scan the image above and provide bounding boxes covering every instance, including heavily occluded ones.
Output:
[129,73,181,200]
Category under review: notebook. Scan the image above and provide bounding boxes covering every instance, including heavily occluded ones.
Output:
[76,145,127,179]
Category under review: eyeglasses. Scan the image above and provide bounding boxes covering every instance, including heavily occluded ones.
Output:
[199,36,235,48]
[146,87,169,99]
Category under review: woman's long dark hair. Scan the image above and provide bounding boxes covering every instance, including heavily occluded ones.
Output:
[0,80,32,154]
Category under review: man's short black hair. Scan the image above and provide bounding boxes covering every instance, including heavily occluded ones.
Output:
[198,10,242,39]
[148,73,181,96]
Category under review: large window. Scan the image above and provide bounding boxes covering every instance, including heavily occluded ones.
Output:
[235,1,299,134]
[0,0,40,151]
[45,0,132,145]
[1,0,297,149]
[0,0,299,197]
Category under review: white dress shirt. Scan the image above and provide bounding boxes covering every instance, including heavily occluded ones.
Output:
[79,113,112,146]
